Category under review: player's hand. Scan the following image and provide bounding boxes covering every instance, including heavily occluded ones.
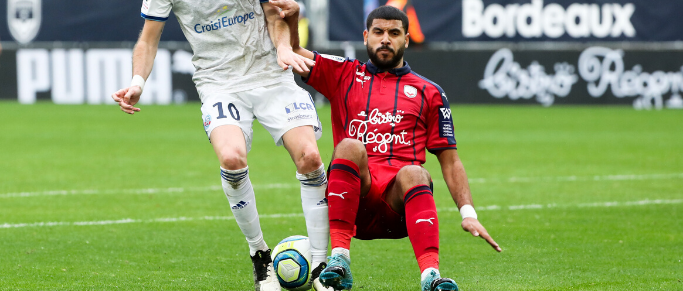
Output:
[276,45,315,74]
[111,86,142,115]
[269,0,299,18]
[462,217,502,252]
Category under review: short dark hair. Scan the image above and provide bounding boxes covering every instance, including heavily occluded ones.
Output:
[366,6,409,34]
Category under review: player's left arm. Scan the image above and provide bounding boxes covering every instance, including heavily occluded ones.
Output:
[435,149,502,252]
[261,0,314,73]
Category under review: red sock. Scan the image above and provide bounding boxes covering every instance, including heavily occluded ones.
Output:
[404,185,440,272]
[327,159,361,250]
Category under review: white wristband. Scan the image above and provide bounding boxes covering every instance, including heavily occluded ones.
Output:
[130,75,146,92]
[459,204,477,220]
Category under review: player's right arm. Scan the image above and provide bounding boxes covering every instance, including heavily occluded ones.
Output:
[111,20,165,114]
[298,53,358,101]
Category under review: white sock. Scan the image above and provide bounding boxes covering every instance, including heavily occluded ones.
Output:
[221,166,268,256]
[331,247,350,260]
[421,268,440,281]
[296,164,329,267]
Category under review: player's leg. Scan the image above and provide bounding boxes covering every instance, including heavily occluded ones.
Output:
[203,98,280,290]
[319,138,372,290]
[211,125,268,254]
[386,166,458,291]
[249,82,330,289]
[281,126,330,272]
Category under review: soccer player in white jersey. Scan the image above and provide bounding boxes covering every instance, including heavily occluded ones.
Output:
[111,1,330,290]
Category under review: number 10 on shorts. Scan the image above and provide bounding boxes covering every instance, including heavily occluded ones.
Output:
[213,102,241,121]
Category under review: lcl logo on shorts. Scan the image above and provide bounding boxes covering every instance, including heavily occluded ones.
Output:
[285,102,314,114]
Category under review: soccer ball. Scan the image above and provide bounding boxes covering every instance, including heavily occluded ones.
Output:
[271,235,312,291]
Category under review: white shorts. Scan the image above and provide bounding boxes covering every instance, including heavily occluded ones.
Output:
[200,81,323,152]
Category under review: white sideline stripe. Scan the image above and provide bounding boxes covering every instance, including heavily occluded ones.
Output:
[464,173,683,184]
[0,213,306,229]
[1,199,681,230]
[437,199,683,213]
[2,173,682,199]
[0,183,301,198]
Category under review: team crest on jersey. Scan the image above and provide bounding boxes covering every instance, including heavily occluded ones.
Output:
[204,114,212,130]
[404,85,418,98]
[7,0,42,44]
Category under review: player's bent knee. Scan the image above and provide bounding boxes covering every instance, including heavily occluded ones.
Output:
[334,138,366,160]
[218,150,248,170]
[337,138,365,150]
[297,146,323,173]
[396,166,431,188]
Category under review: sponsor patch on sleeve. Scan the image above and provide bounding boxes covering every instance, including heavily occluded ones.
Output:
[320,54,346,62]
[438,93,457,145]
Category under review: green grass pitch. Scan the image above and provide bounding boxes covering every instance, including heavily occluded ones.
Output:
[0,102,681,290]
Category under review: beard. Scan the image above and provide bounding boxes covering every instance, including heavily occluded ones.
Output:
[367,43,405,71]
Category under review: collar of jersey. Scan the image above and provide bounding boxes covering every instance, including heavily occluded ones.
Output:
[365,60,412,77]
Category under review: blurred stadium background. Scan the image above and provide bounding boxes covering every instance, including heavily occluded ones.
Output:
[2,0,683,109]
[1,0,682,289]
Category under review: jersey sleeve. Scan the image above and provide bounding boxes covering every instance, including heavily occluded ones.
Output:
[141,0,172,22]
[303,52,357,101]
[426,86,457,153]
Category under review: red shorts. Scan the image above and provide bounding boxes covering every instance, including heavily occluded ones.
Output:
[353,163,409,240]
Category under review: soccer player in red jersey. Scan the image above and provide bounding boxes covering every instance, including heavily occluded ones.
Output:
[293,6,501,291]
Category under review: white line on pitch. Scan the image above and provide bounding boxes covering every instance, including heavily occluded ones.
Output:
[1,199,681,229]
[0,184,301,198]
[1,173,682,199]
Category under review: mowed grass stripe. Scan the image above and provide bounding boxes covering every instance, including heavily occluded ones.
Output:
[2,172,681,199]
[2,198,681,229]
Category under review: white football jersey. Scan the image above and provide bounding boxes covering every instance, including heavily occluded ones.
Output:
[141,0,293,94]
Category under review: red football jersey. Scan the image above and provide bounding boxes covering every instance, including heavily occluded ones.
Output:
[305,52,457,166]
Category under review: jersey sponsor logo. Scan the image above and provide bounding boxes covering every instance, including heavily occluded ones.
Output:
[438,106,455,141]
[328,192,347,199]
[404,85,418,98]
[193,6,255,34]
[440,108,452,119]
[8,0,42,44]
[415,218,435,225]
[349,108,412,153]
[321,54,346,63]
[437,90,456,144]
[203,114,212,130]
[231,200,249,210]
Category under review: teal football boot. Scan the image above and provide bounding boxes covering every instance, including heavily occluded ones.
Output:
[421,270,459,291]
[319,253,353,290]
